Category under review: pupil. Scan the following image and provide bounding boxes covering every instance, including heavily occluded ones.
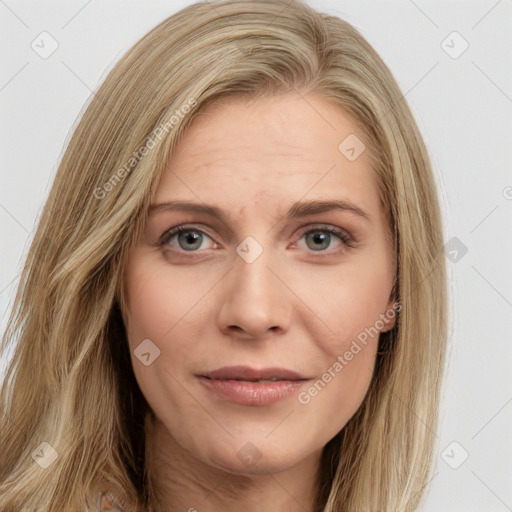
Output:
[179,231,202,250]
[307,232,330,251]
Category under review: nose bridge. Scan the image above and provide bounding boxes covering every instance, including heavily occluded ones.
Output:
[216,236,290,337]
[232,235,280,303]
[234,239,273,294]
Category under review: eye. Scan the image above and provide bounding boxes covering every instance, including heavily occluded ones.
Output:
[296,225,353,253]
[159,225,216,252]
[158,224,353,255]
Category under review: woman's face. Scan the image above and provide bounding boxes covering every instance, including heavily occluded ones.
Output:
[122,92,396,476]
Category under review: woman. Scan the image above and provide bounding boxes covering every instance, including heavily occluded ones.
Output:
[0,1,448,510]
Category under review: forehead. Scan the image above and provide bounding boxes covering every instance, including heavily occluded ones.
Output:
[154,92,380,221]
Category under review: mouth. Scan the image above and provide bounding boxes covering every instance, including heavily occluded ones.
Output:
[201,366,309,382]
[197,365,311,406]
[200,365,309,382]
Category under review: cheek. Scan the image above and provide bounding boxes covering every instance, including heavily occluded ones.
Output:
[292,255,392,356]
[122,257,217,395]
[290,251,391,417]
[122,265,205,424]
[122,263,186,386]
[123,256,210,343]
[298,300,380,437]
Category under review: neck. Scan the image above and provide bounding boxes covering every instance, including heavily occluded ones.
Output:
[144,413,322,512]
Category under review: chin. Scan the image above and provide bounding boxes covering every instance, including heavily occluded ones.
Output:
[197,437,311,476]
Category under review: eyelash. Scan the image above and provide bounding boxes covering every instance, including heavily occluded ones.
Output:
[157,223,354,256]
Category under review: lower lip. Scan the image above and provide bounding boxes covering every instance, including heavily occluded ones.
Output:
[198,377,308,406]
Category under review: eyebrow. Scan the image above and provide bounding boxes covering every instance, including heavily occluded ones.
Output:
[149,199,370,223]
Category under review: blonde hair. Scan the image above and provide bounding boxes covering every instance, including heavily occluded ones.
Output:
[0,1,448,510]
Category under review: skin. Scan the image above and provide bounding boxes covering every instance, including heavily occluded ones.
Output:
[121,92,396,512]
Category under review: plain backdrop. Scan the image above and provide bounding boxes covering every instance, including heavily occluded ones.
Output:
[1,1,511,510]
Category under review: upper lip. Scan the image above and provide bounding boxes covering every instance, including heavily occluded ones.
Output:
[200,365,309,381]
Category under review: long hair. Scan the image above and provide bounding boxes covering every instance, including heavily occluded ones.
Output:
[0,1,448,510]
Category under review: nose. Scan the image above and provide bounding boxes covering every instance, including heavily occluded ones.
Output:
[216,245,292,340]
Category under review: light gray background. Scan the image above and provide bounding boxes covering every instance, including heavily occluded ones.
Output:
[1,1,511,510]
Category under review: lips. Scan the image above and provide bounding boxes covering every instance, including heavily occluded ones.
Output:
[197,365,311,406]
[201,365,309,382]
